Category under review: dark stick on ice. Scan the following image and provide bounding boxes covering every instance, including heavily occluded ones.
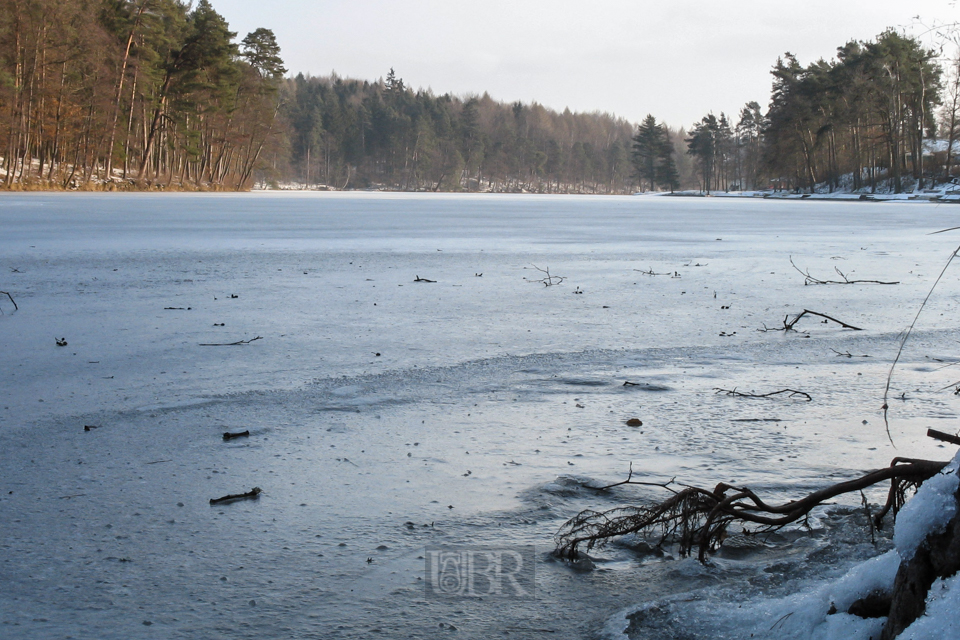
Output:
[789,256,899,285]
[223,430,250,441]
[714,387,812,401]
[927,429,960,446]
[414,275,436,282]
[831,349,870,358]
[0,291,17,312]
[758,309,862,332]
[209,487,261,505]
[198,336,262,346]
[555,457,948,563]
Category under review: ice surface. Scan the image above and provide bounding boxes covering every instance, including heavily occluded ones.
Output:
[2,192,960,638]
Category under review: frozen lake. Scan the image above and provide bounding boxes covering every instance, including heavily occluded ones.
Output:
[2,192,959,638]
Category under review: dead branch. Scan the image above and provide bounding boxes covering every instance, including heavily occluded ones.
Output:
[758,309,862,332]
[790,256,899,285]
[414,276,436,283]
[832,349,870,358]
[525,264,565,286]
[223,430,250,441]
[0,291,17,313]
[199,336,262,346]
[554,458,948,563]
[210,487,261,505]
[714,387,812,401]
[927,429,960,446]
[634,268,670,276]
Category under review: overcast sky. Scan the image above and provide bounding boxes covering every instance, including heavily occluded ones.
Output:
[216,0,958,129]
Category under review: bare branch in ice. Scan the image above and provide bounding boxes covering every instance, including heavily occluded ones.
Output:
[790,256,899,285]
[758,309,862,332]
[414,275,437,283]
[524,264,565,286]
[714,387,812,401]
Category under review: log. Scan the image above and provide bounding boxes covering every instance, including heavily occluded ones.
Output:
[210,487,261,505]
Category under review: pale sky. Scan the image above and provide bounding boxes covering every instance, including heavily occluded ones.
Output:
[215,0,959,129]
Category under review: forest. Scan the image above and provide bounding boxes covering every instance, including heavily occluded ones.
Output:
[0,0,954,193]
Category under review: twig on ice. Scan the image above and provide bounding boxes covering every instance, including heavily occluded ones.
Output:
[199,336,262,346]
[0,291,18,313]
[790,256,899,285]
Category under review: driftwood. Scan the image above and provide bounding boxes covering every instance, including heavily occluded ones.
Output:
[199,336,262,346]
[526,264,565,286]
[714,387,812,401]
[223,430,250,441]
[554,458,948,563]
[414,275,436,283]
[0,291,17,313]
[758,309,862,332]
[210,487,261,505]
[790,256,899,285]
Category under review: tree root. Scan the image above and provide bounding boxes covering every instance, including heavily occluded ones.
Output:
[554,458,948,563]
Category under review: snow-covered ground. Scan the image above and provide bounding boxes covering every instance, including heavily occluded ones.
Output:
[1,192,959,639]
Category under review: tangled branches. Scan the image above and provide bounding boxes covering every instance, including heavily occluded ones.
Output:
[714,387,812,401]
[554,458,947,563]
[525,264,565,286]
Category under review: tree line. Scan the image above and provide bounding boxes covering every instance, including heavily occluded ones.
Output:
[0,5,952,193]
[684,30,945,194]
[279,69,640,193]
[0,0,285,190]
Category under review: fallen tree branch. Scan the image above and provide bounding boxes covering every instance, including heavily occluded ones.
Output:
[758,309,862,332]
[223,430,250,441]
[927,429,960,446]
[414,275,436,283]
[832,349,870,358]
[555,458,948,563]
[714,387,812,401]
[199,336,262,346]
[210,487,261,505]
[790,256,899,285]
